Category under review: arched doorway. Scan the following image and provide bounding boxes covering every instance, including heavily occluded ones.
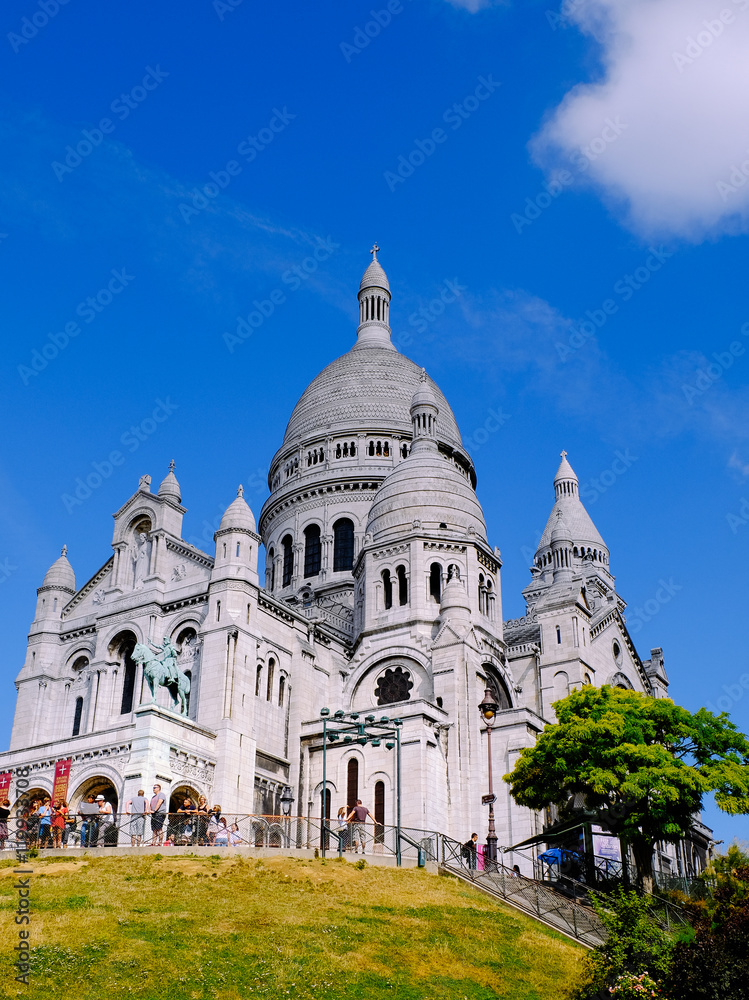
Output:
[169,784,201,845]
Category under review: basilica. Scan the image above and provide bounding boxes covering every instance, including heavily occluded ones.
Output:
[1,252,677,858]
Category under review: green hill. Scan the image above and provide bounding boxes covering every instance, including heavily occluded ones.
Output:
[1,855,583,999]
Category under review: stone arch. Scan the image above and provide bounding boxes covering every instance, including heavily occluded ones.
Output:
[608,671,634,690]
[481,663,514,710]
[349,648,431,707]
[69,773,120,815]
[108,629,140,716]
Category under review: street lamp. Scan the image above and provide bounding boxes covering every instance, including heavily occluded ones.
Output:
[479,687,499,868]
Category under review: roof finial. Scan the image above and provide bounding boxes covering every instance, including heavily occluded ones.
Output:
[169,459,175,472]
[370,242,380,260]
[560,449,567,460]
[420,368,428,382]
[61,544,68,557]
[237,484,244,498]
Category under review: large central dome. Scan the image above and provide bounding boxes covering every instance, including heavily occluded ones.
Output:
[282,344,463,450]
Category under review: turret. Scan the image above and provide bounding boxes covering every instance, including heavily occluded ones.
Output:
[355,243,394,349]
[212,486,260,585]
[34,545,76,623]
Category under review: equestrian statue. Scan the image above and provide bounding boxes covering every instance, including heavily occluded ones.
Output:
[132,637,191,717]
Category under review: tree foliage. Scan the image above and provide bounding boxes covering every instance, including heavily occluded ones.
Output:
[567,889,673,1000]
[503,686,749,883]
[664,850,749,999]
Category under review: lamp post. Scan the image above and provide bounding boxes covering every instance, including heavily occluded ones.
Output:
[318,708,402,863]
[280,785,294,848]
[479,687,499,868]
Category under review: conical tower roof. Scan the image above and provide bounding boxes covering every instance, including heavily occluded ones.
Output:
[158,460,181,503]
[537,452,607,553]
[41,545,76,592]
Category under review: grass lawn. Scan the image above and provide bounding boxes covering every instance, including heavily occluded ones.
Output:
[0,854,583,999]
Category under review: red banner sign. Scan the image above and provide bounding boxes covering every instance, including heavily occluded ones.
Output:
[0,772,11,800]
[52,759,72,804]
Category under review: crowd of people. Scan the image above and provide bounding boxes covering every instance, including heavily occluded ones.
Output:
[7,785,246,849]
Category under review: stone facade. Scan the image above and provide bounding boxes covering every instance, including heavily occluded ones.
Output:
[0,253,687,862]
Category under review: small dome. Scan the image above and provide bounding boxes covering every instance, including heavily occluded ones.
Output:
[219,486,256,533]
[158,460,181,503]
[411,369,439,411]
[367,449,486,543]
[550,509,573,544]
[42,545,75,592]
[359,252,390,294]
[439,571,471,622]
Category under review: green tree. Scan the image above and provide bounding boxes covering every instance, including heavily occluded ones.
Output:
[503,686,749,892]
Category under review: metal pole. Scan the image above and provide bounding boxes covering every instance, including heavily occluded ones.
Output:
[322,717,327,858]
[396,725,402,867]
[486,722,498,868]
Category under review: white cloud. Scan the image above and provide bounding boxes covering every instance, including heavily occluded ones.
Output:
[443,0,502,11]
[532,0,749,239]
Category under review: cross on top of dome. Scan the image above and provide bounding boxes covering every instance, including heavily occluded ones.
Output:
[370,242,380,260]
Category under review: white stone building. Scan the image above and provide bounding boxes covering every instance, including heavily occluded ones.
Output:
[0,253,681,858]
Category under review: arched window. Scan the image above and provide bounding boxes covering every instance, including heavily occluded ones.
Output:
[396,565,408,606]
[333,519,355,572]
[429,563,442,603]
[255,664,263,697]
[266,657,275,702]
[72,696,83,736]
[304,524,321,578]
[485,669,512,710]
[120,652,136,714]
[382,569,393,610]
[278,674,285,707]
[216,600,221,622]
[282,535,293,587]
[347,757,359,812]
[374,780,385,842]
[375,665,413,705]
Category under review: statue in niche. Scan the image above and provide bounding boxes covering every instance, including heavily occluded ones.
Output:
[132,531,151,589]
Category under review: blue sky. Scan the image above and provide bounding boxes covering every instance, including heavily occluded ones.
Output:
[1,0,748,844]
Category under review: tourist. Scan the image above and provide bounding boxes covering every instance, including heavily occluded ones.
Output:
[214,817,229,846]
[150,784,167,846]
[78,794,99,847]
[207,805,222,845]
[51,799,67,849]
[511,864,521,878]
[37,797,53,849]
[196,795,210,845]
[177,797,198,845]
[336,807,349,852]
[96,794,115,846]
[26,798,40,848]
[0,798,10,850]
[63,804,77,847]
[345,799,375,855]
[125,789,149,846]
[461,833,478,870]
[229,821,242,847]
